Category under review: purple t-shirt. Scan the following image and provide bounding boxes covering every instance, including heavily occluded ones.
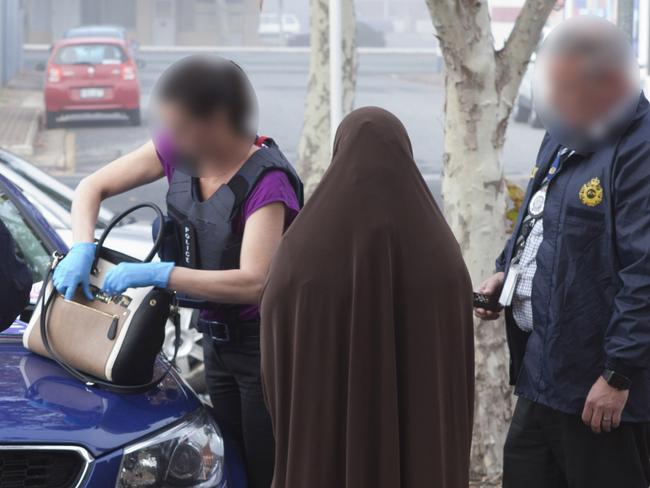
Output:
[154,135,300,321]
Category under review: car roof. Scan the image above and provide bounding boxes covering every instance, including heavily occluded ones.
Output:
[0,148,114,226]
[64,25,127,37]
[0,172,67,252]
[53,36,129,49]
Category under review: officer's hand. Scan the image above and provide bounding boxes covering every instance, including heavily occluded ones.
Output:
[101,262,175,296]
[52,242,96,301]
[581,376,629,434]
[474,272,505,321]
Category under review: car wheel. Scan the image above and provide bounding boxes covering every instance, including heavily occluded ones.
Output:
[164,308,207,393]
[127,108,141,126]
[45,111,59,129]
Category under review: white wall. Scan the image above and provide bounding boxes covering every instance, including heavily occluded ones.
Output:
[0,0,25,85]
[50,0,81,40]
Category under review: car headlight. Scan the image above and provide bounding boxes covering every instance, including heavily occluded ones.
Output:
[116,409,225,487]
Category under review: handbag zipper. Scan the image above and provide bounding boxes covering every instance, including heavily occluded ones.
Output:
[61,300,120,340]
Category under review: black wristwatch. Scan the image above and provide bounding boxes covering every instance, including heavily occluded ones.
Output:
[602,369,632,390]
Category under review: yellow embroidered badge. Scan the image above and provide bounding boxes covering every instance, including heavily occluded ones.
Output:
[579,177,603,207]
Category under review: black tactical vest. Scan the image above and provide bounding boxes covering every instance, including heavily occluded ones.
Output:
[166,138,303,275]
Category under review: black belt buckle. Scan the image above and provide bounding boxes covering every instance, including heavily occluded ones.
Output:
[199,319,231,343]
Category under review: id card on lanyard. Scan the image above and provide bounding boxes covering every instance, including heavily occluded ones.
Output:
[498,148,570,307]
[499,263,520,307]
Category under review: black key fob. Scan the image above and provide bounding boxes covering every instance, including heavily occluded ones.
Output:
[473,292,501,312]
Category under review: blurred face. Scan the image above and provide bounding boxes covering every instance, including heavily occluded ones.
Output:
[546,55,629,129]
[158,101,234,162]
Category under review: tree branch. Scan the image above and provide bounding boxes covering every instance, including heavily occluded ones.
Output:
[424,0,460,56]
[496,0,556,105]
[426,0,494,74]
[424,0,455,29]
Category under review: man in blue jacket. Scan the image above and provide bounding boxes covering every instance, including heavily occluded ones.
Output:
[475,18,650,488]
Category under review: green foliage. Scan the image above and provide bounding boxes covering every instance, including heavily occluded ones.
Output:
[506,180,525,233]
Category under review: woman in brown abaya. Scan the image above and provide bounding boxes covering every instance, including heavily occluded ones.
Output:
[260,107,474,488]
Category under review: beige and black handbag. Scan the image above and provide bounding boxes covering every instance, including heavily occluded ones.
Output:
[24,203,178,392]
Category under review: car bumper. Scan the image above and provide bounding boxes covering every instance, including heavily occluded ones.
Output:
[0,446,229,488]
[45,84,139,113]
[81,448,122,488]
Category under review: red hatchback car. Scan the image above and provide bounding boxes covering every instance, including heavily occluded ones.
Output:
[44,37,141,128]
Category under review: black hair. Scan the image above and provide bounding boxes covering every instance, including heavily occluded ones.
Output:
[157,55,257,137]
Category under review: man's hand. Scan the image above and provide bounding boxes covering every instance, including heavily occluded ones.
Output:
[474,272,505,320]
[581,376,629,433]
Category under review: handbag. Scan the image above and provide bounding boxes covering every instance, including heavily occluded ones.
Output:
[23,203,179,392]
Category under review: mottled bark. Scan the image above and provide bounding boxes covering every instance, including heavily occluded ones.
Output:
[297,0,357,196]
[425,0,556,484]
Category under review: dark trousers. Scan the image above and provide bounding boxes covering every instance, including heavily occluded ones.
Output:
[203,327,274,488]
[504,397,650,488]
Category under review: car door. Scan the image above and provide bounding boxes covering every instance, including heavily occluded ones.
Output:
[0,174,67,324]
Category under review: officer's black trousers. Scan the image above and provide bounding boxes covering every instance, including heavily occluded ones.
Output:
[203,326,274,488]
[504,397,650,488]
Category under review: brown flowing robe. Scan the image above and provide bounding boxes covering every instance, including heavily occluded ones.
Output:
[261,107,474,488]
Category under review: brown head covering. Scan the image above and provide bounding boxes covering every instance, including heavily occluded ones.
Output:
[261,107,474,488]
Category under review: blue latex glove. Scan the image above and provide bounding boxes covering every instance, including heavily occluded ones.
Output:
[52,242,96,300]
[101,262,175,296]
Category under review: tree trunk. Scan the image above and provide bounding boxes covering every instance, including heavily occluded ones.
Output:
[297,0,357,196]
[439,14,512,485]
[426,0,556,484]
[445,92,513,484]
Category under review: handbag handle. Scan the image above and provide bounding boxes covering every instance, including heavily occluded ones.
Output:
[38,201,179,394]
[95,202,165,264]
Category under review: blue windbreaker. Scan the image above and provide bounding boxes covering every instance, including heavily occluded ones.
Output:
[497,94,650,422]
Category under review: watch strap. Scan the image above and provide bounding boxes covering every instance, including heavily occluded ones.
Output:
[602,369,632,390]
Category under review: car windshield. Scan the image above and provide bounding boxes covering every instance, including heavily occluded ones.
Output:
[55,43,126,65]
[0,192,50,283]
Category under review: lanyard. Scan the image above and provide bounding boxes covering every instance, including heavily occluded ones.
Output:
[541,148,570,186]
[512,148,573,264]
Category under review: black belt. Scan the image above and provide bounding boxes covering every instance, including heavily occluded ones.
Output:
[196,317,259,343]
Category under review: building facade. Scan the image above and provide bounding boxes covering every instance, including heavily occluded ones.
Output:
[355,0,429,31]
[23,0,261,46]
[0,0,25,85]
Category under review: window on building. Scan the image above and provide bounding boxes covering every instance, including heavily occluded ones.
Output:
[177,0,196,31]
[81,0,135,29]
[26,0,52,32]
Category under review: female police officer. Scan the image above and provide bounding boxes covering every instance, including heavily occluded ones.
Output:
[52,56,303,487]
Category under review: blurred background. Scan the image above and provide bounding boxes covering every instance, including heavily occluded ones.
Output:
[0,0,645,459]
[0,0,647,214]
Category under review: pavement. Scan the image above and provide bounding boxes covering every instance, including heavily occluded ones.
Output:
[0,71,76,171]
[0,104,39,155]
[0,72,42,156]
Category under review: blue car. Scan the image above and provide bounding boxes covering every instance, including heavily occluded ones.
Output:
[0,173,245,487]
